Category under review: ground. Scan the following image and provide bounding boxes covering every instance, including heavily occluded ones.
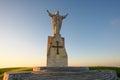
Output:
[0,67,32,80]
[0,67,120,80]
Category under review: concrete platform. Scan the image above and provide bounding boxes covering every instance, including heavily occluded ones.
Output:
[33,67,89,72]
[3,67,120,80]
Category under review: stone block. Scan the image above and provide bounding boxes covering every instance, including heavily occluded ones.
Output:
[47,35,68,67]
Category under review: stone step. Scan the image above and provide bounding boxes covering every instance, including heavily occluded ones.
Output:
[33,67,89,72]
[31,71,119,80]
[3,70,120,80]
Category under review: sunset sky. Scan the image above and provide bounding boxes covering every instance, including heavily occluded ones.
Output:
[0,0,120,68]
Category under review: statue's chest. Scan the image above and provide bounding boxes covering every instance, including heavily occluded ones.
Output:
[54,16,62,21]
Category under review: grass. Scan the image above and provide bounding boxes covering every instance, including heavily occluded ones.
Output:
[0,67,120,80]
[0,67,32,80]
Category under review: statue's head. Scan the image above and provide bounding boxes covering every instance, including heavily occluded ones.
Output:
[55,10,59,15]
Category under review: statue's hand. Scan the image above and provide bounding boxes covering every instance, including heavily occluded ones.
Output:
[66,13,68,16]
[47,10,53,17]
[47,10,49,13]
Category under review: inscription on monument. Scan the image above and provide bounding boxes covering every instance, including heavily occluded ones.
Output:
[52,41,63,55]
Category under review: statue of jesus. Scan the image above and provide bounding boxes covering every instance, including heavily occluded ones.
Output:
[47,10,68,35]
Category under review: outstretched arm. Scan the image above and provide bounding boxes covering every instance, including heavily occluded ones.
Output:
[62,13,68,19]
[47,10,53,17]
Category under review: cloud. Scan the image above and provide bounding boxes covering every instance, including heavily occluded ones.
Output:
[111,18,120,27]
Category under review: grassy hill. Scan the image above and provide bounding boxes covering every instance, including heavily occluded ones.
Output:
[0,67,120,80]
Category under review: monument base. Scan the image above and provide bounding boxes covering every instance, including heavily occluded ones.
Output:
[47,36,68,67]
[33,67,89,72]
[3,67,120,80]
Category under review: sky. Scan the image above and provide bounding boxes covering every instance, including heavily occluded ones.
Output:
[0,0,120,68]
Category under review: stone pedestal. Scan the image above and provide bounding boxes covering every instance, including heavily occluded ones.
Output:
[47,35,68,67]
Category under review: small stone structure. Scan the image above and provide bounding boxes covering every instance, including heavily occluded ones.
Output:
[3,10,120,80]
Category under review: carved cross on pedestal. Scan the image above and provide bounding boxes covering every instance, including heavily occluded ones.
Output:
[52,41,63,55]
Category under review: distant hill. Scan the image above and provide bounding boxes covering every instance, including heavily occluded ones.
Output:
[0,67,120,80]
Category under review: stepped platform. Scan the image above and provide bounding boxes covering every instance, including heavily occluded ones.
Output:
[33,67,89,72]
[3,67,120,80]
